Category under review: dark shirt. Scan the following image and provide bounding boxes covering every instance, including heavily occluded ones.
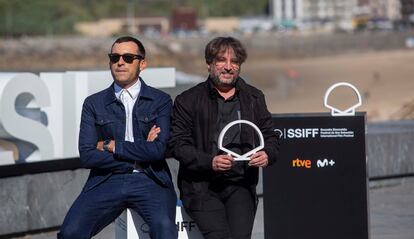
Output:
[211,89,248,185]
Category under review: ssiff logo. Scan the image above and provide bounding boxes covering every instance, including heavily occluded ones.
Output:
[177,221,197,232]
[274,128,319,139]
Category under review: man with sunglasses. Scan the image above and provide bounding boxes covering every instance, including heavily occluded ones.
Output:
[169,37,279,239]
[58,36,177,239]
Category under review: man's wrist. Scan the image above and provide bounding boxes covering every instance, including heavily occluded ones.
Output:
[103,139,113,152]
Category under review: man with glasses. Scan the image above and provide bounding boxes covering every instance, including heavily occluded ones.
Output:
[169,37,279,239]
[58,36,177,239]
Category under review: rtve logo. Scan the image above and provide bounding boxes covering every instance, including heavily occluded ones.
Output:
[292,158,336,169]
[292,158,311,168]
[274,128,319,139]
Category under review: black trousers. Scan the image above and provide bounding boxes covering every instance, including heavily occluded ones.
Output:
[186,185,257,239]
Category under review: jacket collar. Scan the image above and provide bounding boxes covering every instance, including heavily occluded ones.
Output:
[103,77,153,106]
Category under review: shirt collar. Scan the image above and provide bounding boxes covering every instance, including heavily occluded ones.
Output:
[207,76,241,99]
[114,78,141,100]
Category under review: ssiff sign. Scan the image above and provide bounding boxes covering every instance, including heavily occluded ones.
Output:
[115,207,203,239]
[0,69,175,165]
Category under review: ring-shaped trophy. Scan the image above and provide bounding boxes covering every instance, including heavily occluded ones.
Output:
[323,82,362,116]
[218,120,264,161]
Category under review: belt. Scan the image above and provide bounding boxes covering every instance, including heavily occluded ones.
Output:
[133,161,143,173]
[111,162,144,174]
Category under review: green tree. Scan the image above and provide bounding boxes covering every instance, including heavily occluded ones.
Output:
[0,0,270,37]
[0,0,88,36]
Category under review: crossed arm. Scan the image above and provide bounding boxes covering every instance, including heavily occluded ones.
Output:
[79,96,172,171]
[96,125,161,151]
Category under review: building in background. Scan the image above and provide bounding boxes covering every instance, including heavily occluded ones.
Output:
[270,0,405,31]
[359,0,401,30]
[75,19,124,37]
[400,0,414,25]
[369,0,401,20]
[74,0,412,37]
[75,17,169,37]
[271,0,359,31]
[203,17,240,33]
[271,0,304,28]
[170,7,198,32]
[302,0,358,31]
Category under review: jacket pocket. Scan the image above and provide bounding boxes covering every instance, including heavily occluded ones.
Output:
[137,113,158,138]
[95,115,116,139]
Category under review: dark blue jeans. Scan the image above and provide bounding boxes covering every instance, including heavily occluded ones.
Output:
[58,172,177,239]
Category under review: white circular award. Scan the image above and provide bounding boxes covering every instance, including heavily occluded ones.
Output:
[324,82,362,116]
[218,120,264,161]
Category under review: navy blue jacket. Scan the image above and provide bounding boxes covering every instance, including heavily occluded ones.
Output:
[78,79,173,191]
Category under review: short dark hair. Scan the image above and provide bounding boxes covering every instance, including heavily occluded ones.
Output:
[110,36,146,58]
[205,37,247,65]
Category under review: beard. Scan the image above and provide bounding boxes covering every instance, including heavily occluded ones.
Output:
[210,71,239,88]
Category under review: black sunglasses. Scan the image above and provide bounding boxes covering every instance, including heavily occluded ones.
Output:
[108,53,144,64]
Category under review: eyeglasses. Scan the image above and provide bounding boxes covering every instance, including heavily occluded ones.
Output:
[214,58,241,69]
[108,53,144,64]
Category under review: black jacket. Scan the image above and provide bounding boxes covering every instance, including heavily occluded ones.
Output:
[169,78,279,210]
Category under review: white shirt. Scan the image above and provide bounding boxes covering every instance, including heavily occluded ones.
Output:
[114,79,141,143]
[114,80,143,172]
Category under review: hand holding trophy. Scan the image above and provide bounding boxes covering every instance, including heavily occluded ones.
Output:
[218,120,265,161]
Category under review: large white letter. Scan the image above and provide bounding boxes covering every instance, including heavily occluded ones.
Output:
[0,73,54,162]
